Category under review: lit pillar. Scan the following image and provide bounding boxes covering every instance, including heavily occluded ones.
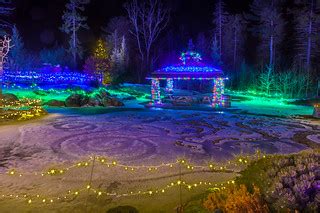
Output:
[165,78,174,93]
[212,78,225,108]
[151,78,161,104]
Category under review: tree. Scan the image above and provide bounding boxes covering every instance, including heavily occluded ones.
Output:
[110,36,128,81]
[8,25,24,72]
[223,14,246,71]
[212,0,228,57]
[0,0,14,34]
[248,0,284,69]
[195,32,209,56]
[40,46,67,66]
[0,36,10,97]
[293,0,320,96]
[84,39,111,84]
[211,34,222,67]
[124,0,169,82]
[61,0,89,69]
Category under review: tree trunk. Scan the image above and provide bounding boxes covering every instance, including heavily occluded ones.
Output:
[233,28,237,71]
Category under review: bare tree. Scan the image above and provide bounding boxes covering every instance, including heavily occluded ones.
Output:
[0,36,10,97]
[61,0,90,69]
[125,0,169,82]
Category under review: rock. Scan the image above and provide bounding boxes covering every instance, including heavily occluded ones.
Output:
[1,93,19,102]
[313,105,320,118]
[65,94,89,107]
[45,100,65,107]
[87,97,102,107]
[107,206,139,213]
[101,97,124,107]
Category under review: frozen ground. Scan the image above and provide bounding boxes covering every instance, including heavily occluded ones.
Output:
[0,106,319,170]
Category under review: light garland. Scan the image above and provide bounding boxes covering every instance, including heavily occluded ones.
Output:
[151,78,162,104]
[165,78,174,92]
[3,154,267,178]
[212,78,225,108]
[3,70,97,85]
[179,51,202,65]
[0,179,236,205]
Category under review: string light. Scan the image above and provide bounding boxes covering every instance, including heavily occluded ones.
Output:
[2,153,264,178]
[151,78,161,105]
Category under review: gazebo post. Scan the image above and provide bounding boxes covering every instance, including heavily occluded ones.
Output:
[212,77,225,108]
[151,78,162,104]
[165,78,174,93]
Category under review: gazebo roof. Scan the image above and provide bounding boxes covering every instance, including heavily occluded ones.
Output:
[148,51,224,80]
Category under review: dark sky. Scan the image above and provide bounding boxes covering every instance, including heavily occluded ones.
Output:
[13,0,251,51]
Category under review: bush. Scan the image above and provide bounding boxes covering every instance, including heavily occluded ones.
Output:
[203,184,269,213]
[236,151,320,212]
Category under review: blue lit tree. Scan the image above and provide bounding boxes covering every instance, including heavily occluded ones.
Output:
[61,0,90,69]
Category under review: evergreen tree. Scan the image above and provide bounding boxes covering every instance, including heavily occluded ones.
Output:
[8,25,24,72]
[212,0,228,57]
[61,0,89,69]
[211,34,222,67]
[248,0,284,69]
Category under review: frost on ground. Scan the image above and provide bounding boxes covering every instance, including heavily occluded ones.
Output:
[0,106,319,212]
[0,109,319,170]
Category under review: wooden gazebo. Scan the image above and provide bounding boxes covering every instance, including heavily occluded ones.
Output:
[147,51,227,108]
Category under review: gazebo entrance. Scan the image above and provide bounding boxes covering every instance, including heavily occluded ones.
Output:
[147,51,227,108]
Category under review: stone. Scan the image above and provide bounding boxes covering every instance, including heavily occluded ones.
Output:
[46,100,65,107]
[313,105,320,118]
[65,94,89,107]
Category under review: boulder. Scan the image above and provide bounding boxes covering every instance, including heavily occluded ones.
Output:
[2,93,19,102]
[101,97,124,107]
[65,94,89,107]
[313,105,320,118]
[46,100,65,107]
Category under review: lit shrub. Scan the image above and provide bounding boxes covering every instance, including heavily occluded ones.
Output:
[236,150,320,212]
[203,184,269,213]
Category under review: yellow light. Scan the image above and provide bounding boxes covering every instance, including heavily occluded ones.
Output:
[28,199,32,204]
[188,185,192,189]
[161,189,165,193]
[50,199,53,203]
[86,185,91,189]
[148,191,153,195]
[98,191,102,196]
[177,180,181,185]
[112,161,117,165]
[75,191,79,195]
[42,199,46,203]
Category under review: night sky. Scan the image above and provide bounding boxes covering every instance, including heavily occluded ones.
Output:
[13,0,252,51]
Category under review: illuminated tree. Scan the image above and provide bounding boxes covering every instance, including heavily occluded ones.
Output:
[0,36,11,97]
[84,39,111,85]
[61,0,89,69]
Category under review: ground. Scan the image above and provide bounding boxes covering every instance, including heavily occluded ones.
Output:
[0,85,319,212]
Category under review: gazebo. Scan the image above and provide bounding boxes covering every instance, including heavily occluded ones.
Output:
[147,51,227,108]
